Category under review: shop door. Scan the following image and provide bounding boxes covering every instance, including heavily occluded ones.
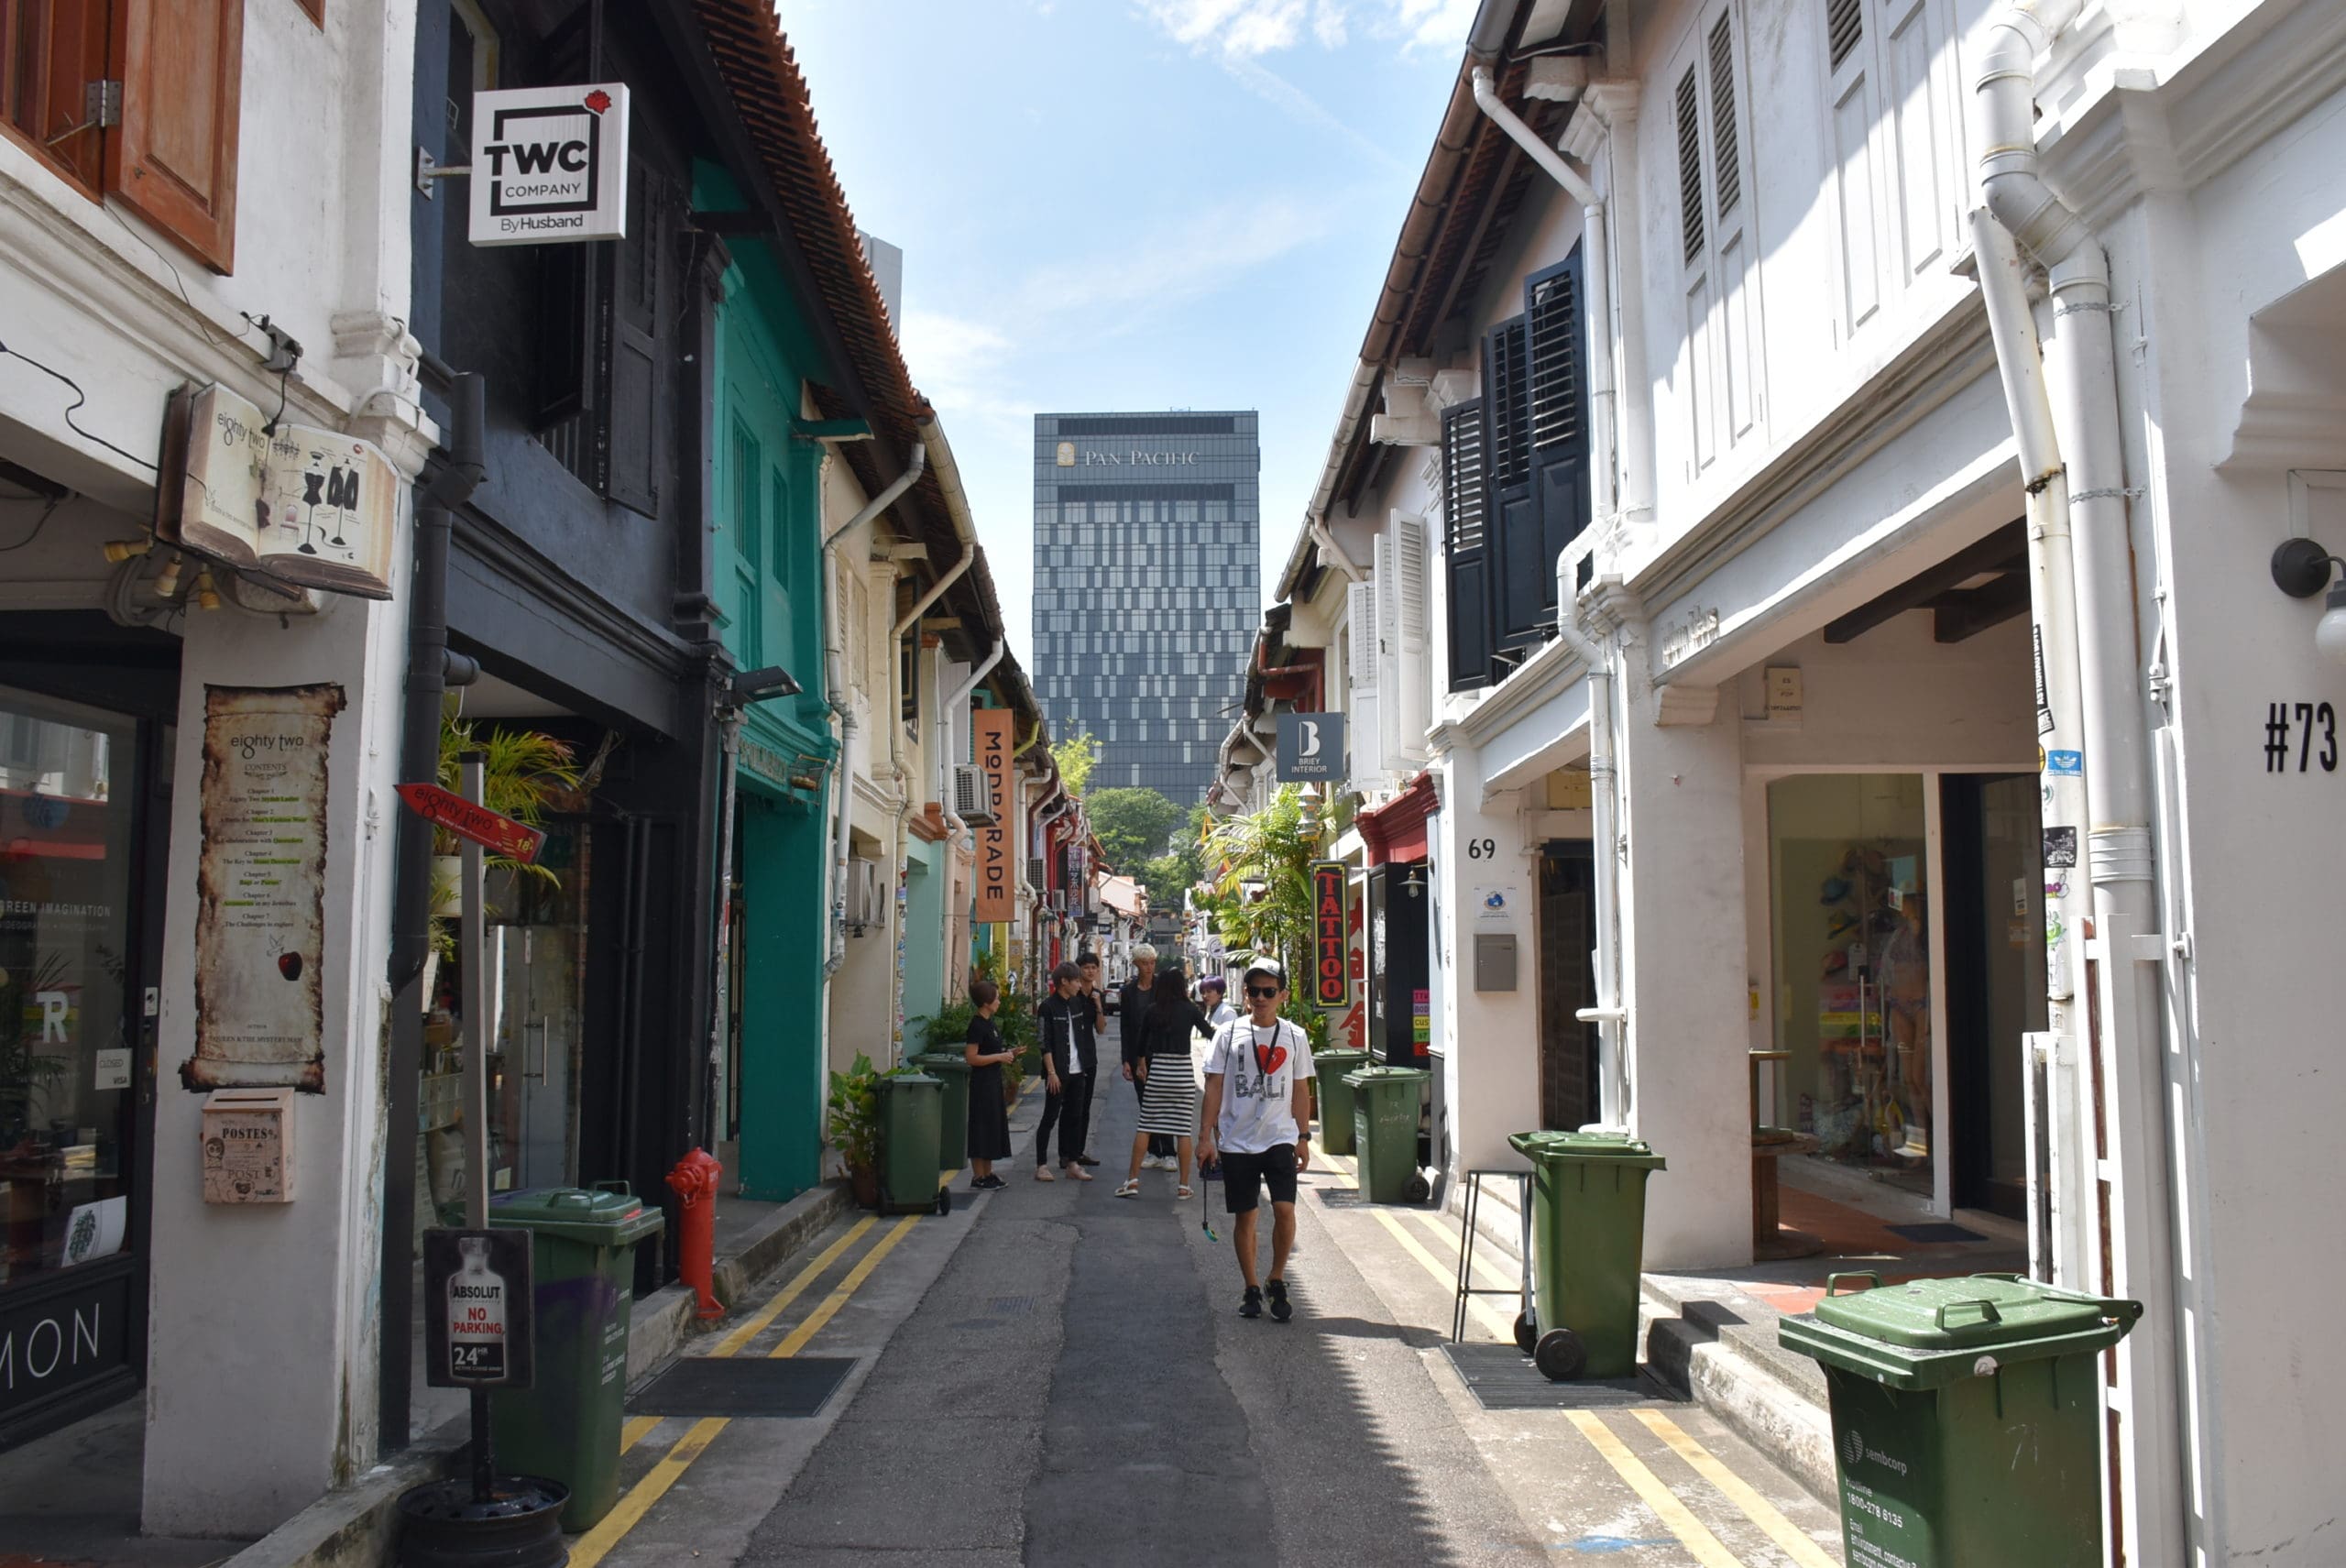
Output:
[1537,844,1597,1130]
[488,828,586,1193]
[1943,774,2045,1219]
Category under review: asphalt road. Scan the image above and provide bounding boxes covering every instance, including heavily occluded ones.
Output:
[588,1028,1847,1568]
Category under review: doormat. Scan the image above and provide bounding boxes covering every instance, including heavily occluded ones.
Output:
[1440,1344,1666,1411]
[1886,1222,1988,1245]
[626,1356,856,1419]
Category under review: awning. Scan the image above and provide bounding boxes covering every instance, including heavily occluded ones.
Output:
[1354,770,1440,866]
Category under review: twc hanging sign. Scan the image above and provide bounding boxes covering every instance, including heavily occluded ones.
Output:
[469,82,630,246]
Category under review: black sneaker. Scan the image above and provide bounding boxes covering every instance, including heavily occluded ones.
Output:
[972,1175,1006,1190]
[1075,1155,1102,1167]
[1266,1278,1293,1322]
[1239,1286,1264,1320]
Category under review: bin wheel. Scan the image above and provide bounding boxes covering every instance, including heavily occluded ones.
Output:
[1512,1311,1539,1356]
[1406,1173,1432,1204]
[1534,1327,1586,1382]
[934,1188,952,1215]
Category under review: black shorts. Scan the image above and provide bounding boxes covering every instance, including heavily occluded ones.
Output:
[1218,1146,1298,1214]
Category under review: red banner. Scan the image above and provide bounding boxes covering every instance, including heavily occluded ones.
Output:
[396,783,545,863]
[1310,860,1349,1010]
[973,710,1014,925]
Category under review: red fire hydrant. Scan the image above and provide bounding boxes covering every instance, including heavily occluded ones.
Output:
[666,1147,726,1320]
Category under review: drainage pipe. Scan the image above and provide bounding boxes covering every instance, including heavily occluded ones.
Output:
[1973,6,2188,1560]
[1472,68,1617,524]
[1550,537,1625,1131]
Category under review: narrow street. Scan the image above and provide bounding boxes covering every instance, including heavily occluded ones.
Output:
[575,1025,1842,1568]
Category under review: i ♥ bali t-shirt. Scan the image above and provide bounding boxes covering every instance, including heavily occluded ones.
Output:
[1206,1017,1317,1153]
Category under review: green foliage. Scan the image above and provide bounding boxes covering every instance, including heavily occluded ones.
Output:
[1202,784,1322,983]
[438,701,581,892]
[1138,803,1214,911]
[1086,786,1183,871]
[824,1052,881,1173]
[1050,731,1100,797]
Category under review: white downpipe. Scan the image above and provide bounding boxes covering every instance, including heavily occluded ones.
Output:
[1472,69,1617,524]
[1587,86,1654,529]
[1974,7,2189,1564]
[826,717,857,975]
[1551,538,1626,1132]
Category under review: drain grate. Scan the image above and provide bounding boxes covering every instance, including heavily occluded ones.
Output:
[627,1356,856,1418]
[1315,1189,1365,1209]
[1440,1344,1668,1411]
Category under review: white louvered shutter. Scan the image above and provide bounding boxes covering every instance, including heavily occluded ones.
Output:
[1348,577,1386,785]
[1387,512,1431,762]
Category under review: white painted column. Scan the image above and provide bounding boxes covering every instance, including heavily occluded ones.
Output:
[1428,744,1540,1179]
[143,585,411,1536]
[1616,690,1752,1269]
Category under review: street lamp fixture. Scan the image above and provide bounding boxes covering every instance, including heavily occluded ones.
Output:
[2271,539,2346,665]
[726,665,803,706]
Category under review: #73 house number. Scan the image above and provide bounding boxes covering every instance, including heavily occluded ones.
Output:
[2264,701,2339,773]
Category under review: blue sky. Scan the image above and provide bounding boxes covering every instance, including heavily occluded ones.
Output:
[773,0,1476,654]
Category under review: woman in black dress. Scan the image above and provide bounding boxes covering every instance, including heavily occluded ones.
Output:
[963,979,1016,1189]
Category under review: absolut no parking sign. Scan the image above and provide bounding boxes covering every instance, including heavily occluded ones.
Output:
[468,82,631,247]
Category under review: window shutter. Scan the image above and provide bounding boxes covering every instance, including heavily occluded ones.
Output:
[1440,399,1494,693]
[1675,66,1705,265]
[109,0,245,272]
[1709,14,1742,218]
[1827,0,1864,69]
[1485,314,1550,653]
[1385,513,1431,762]
[601,154,671,517]
[1523,248,1590,618]
[1347,577,1386,783]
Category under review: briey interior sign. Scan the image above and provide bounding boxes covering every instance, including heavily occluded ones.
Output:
[469,82,630,246]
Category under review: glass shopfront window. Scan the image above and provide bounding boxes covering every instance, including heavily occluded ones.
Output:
[1768,774,1934,1198]
[2,692,138,1291]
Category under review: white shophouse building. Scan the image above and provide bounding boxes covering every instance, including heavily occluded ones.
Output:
[1247,0,2346,1559]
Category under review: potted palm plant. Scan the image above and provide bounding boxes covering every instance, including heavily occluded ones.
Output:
[423,704,580,1003]
[825,1053,882,1207]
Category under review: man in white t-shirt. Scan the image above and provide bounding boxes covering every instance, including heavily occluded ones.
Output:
[1199,962,1317,1321]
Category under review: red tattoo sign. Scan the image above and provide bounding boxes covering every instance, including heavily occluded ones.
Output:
[396,783,545,863]
[1310,860,1350,1010]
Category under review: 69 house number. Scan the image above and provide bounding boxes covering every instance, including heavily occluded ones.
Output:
[2264,701,2339,774]
[1465,838,1499,860]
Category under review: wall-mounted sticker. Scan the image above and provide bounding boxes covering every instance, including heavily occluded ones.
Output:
[2042,826,2078,870]
[2044,750,2083,777]
[183,684,343,1092]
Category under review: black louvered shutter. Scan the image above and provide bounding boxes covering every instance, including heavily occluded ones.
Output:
[1441,399,1494,692]
[1523,247,1591,624]
[601,154,673,517]
[1485,314,1550,653]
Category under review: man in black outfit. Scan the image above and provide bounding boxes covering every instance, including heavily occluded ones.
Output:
[1073,952,1109,1167]
[1033,961,1097,1182]
[1118,944,1175,1168]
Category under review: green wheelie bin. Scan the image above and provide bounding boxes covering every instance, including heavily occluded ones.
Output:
[915,1051,972,1173]
[487,1184,666,1531]
[1345,1065,1431,1203]
[876,1069,951,1215]
[1780,1272,2142,1568]
[1312,1048,1368,1156]
[1506,1131,1665,1381]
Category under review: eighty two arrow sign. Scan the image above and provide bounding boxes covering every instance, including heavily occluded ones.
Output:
[396,784,545,863]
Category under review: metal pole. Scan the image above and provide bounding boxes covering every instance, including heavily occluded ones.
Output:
[707,707,740,1153]
[459,751,492,1500]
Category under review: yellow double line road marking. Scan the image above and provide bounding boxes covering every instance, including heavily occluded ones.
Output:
[570,1213,918,1568]
[1317,1149,1835,1568]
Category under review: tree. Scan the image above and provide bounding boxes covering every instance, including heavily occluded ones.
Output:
[1050,731,1099,797]
[1200,787,1332,1048]
[1137,804,1213,911]
[1086,786,1183,871]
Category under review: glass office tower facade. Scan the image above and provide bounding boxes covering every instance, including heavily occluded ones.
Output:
[1032,411,1260,802]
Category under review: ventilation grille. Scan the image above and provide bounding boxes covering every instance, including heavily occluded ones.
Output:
[1527,268,1582,453]
[1441,402,1487,554]
[1487,319,1532,488]
[1828,0,1864,69]
[1709,15,1742,218]
[1676,67,1705,262]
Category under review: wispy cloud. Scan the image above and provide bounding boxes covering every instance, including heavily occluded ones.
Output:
[1133,0,1471,59]
[1218,54,1405,171]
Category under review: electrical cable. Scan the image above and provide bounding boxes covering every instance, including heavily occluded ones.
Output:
[262,359,294,436]
[0,338,157,471]
[0,491,64,553]
[100,202,256,352]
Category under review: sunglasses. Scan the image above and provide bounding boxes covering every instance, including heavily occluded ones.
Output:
[1246,985,1280,999]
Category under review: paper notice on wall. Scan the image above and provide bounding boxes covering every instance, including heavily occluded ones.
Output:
[181,684,345,1092]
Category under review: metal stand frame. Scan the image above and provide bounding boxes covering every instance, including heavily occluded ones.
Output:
[1453,1168,1534,1345]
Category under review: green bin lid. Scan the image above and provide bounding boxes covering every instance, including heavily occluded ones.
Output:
[1316,1047,1370,1062]
[488,1182,666,1246]
[879,1069,941,1089]
[914,1052,973,1076]
[1781,1273,2141,1389]
[1506,1129,1666,1168]
[1341,1065,1431,1088]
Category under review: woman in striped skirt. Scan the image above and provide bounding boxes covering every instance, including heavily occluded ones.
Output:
[1116,965,1209,1200]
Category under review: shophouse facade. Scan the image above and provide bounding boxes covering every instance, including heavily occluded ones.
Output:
[1236,0,2346,1558]
[1033,411,1261,802]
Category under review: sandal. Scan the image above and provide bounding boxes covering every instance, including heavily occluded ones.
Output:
[1034,1166,1055,1181]
[1114,1179,1141,1199]
[1177,1186,1194,1200]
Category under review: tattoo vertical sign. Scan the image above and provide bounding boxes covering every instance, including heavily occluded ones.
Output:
[1310,861,1350,1011]
[182,684,345,1092]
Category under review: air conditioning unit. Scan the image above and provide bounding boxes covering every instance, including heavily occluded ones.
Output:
[952,762,994,824]
[844,859,884,934]
[1026,856,1047,891]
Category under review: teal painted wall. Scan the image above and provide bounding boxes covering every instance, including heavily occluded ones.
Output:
[700,159,839,1201]
[903,838,945,1048]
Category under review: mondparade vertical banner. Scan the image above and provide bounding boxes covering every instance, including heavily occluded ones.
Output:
[1310,860,1349,1010]
[974,710,1014,925]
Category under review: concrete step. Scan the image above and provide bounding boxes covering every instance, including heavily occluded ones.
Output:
[1639,1274,1837,1505]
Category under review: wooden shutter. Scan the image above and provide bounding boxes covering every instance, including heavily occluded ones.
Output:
[1524,249,1590,618]
[109,0,244,272]
[601,153,670,517]
[1,0,112,192]
[1440,399,1494,693]
[1485,314,1550,653]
